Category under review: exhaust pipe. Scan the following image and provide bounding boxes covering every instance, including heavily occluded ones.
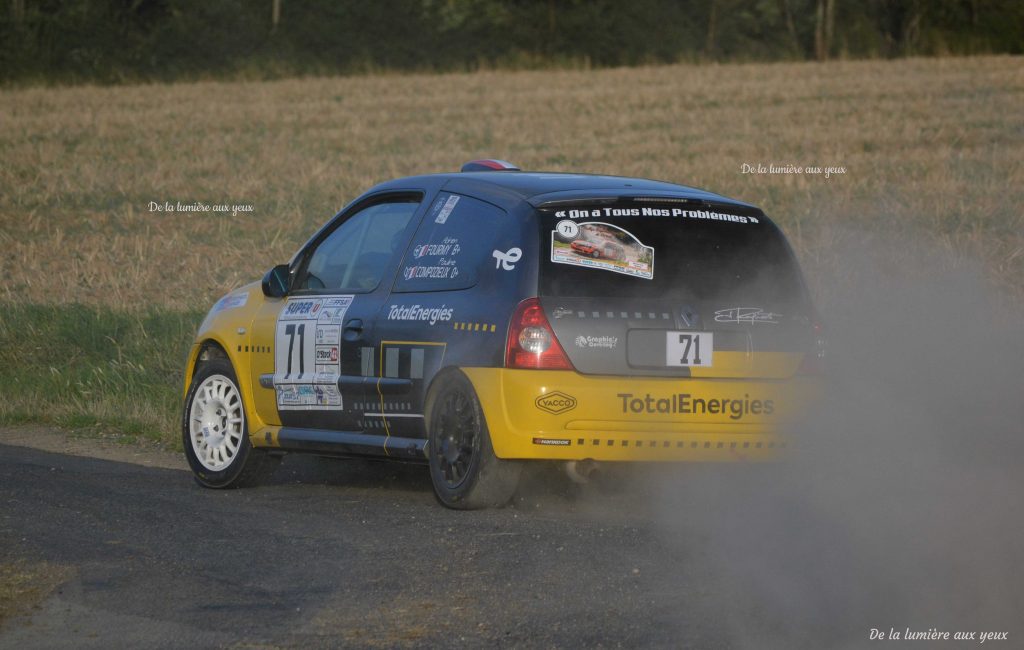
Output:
[565,459,600,485]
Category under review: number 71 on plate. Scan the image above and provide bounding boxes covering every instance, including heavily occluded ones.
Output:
[665,331,713,367]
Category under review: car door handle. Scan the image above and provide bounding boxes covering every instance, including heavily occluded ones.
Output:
[343,318,364,342]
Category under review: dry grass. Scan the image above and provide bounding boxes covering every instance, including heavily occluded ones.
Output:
[1,56,1022,309]
[0,57,1021,442]
[0,561,71,627]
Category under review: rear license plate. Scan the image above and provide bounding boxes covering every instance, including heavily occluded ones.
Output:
[665,331,713,367]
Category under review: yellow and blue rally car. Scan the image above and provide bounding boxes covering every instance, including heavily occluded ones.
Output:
[182,160,825,508]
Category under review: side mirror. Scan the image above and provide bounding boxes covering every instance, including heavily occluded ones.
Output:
[261,264,290,298]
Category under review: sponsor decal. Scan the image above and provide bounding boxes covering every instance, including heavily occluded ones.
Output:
[316,296,353,324]
[574,335,618,349]
[551,222,654,280]
[277,383,341,409]
[275,295,352,411]
[314,384,342,407]
[535,391,577,415]
[554,207,758,224]
[551,307,574,319]
[532,438,572,446]
[315,325,341,345]
[617,392,774,420]
[212,292,248,313]
[492,247,522,271]
[714,307,782,325]
[281,299,322,320]
[315,346,339,363]
[277,384,316,404]
[434,194,460,224]
[386,303,454,325]
[323,296,352,309]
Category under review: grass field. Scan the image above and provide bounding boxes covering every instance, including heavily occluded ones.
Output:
[1,56,1022,445]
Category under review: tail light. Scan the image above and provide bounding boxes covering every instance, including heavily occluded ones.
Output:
[798,320,827,375]
[505,298,574,370]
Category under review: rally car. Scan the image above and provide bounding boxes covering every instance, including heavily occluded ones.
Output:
[182,160,825,508]
[569,239,624,261]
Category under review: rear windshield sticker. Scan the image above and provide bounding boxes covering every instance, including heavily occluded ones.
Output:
[556,207,758,224]
[551,221,654,280]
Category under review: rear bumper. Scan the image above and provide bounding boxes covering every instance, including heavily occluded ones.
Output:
[462,368,819,462]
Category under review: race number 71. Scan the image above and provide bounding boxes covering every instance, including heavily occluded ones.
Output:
[665,331,713,367]
[283,323,306,378]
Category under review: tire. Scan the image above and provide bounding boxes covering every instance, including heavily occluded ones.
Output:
[426,371,521,509]
[182,358,279,488]
[591,250,600,258]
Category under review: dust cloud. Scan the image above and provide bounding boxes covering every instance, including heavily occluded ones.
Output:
[644,229,1024,648]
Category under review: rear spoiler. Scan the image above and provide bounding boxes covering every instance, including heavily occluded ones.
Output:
[530,189,755,210]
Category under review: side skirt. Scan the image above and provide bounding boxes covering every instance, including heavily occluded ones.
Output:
[276,427,428,461]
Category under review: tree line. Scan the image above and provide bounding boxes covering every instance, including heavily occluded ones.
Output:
[2,0,1021,84]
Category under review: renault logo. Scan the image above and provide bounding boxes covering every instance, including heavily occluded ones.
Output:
[680,305,700,328]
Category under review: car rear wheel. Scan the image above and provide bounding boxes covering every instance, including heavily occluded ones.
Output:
[426,371,521,509]
[182,357,279,488]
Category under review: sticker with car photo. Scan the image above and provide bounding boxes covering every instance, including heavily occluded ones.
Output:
[551,221,654,279]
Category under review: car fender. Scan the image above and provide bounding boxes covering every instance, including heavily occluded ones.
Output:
[184,281,270,434]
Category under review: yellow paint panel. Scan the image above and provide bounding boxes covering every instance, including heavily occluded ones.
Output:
[463,367,820,461]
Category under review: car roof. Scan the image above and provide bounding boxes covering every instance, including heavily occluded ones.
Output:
[368,171,756,210]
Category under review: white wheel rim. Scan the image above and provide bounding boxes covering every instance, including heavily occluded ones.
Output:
[189,374,245,472]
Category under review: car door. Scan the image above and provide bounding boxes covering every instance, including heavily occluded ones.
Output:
[367,191,521,442]
[251,193,424,433]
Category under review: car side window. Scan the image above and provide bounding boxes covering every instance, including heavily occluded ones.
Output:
[298,199,419,293]
[393,193,507,293]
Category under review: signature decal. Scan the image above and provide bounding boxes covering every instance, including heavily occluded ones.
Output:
[714,308,781,325]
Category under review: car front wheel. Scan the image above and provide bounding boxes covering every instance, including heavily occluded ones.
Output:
[182,357,278,488]
[426,371,521,509]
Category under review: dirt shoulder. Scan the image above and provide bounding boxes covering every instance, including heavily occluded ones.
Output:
[0,426,186,471]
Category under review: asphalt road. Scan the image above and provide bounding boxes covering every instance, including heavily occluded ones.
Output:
[0,443,749,649]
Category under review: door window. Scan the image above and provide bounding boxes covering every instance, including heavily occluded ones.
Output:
[298,199,420,293]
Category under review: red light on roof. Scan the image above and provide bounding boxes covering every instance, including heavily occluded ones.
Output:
[461,159,521,172]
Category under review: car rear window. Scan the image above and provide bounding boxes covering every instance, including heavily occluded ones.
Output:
[538,202,809,309]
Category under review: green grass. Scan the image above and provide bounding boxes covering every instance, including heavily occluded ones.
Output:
[0,303,203,446]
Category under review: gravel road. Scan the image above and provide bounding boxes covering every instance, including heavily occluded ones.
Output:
[0,438,739,649]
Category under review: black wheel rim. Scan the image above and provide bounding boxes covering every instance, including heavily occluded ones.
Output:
[432,388,478,489]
